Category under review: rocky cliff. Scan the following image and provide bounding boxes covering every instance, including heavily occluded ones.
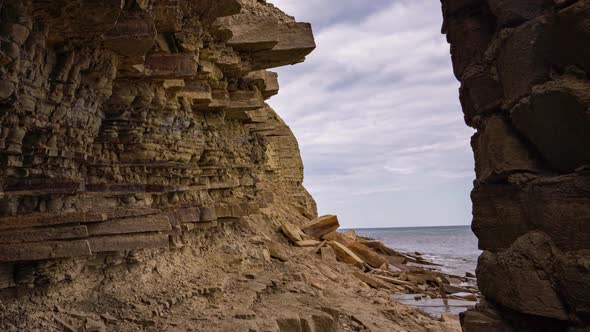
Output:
[0,0,317,274]
[441,0,590,331]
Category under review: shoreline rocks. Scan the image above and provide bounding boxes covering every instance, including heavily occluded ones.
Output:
[278,215,481,319]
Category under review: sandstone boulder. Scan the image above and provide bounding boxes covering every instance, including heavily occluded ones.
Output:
[302,215,340,239]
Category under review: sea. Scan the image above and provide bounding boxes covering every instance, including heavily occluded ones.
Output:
[353,225,480,277]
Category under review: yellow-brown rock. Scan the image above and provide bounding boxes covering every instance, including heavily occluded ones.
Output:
[0,0,315,275]
[280,223,304,243]
[327,241,364,269]
[347,242,389,269]
[302,215,340,238]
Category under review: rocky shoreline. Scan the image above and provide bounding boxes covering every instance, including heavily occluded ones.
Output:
[277,216,481,319]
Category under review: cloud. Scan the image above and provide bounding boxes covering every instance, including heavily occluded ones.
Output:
[268,0,475,228]
[269,0,395,29]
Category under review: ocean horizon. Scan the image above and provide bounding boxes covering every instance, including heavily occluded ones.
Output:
[344,224,470,230]
[353,225,480,277]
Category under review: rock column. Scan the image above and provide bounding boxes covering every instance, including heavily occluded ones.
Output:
[442,0,590,330]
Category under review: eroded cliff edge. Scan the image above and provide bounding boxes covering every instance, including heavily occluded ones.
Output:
[0,0,317,267]
[442,1,590,331]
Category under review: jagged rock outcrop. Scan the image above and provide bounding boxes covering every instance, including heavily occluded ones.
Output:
[0,0,316,288]
[442,0,590,331]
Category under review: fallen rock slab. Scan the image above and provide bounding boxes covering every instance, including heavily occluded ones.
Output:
[347,241,389,269]
[327,241,364,269]
[302,215,340,238]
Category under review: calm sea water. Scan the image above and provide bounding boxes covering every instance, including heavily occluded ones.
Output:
[354,225,480,277]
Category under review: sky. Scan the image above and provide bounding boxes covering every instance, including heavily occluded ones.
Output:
[267,0,476,229]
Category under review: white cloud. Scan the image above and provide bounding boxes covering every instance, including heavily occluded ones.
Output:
[268,0,475,228]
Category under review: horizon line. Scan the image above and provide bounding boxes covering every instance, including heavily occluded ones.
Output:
[341,224,470,230]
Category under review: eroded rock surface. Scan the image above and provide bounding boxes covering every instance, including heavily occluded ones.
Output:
[0,0,316,268]
[442,0,590,330]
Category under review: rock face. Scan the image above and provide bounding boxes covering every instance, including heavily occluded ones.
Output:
[0,0,316,288]
[442,0,590,330]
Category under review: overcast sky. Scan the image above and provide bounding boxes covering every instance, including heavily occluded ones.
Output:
[267,0,475,228]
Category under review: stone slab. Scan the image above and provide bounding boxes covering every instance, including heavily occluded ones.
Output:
[212,14,279,51]
[0,212,107,231]
[327,241,364,268]
[0,225,89,244]
[87,215,172,236]
[302,215,340,239]
[0,240,92,262]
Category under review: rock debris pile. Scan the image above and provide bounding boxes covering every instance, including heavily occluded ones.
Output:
[280,216,480,311]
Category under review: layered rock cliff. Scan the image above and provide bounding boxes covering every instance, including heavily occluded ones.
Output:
[442,1,590,331]
[0,0,317,273]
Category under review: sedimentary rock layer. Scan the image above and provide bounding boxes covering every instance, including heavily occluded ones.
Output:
[0,0,316,287]
[442,0,590,330]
